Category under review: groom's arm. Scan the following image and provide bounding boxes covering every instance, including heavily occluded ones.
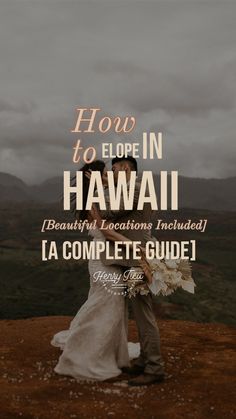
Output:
[99,181,141,221]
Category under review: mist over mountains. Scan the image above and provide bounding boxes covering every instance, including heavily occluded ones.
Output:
[0,172,235,211]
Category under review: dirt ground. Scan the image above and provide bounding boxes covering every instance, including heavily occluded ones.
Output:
[0,316,235,419]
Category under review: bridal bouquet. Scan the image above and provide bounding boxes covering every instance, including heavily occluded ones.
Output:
[126,258,195,298]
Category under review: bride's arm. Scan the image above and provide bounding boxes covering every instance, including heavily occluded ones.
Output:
[89,205,132,243]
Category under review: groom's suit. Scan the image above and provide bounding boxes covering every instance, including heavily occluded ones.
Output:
[100,179,164,376]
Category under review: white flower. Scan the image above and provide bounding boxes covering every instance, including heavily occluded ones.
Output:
[128,257,196,298]
[167,271,182,286]
[165,259,180,269]
[148,275,168,295]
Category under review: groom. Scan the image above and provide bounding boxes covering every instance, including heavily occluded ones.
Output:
[100,156,165,386]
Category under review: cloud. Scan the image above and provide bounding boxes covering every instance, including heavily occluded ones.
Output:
[0,0,235,182]
[0,99,35,114]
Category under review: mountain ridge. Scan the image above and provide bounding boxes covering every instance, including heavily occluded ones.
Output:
[0,171,236,210]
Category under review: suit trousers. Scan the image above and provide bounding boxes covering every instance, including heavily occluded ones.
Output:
[131,293,165,375]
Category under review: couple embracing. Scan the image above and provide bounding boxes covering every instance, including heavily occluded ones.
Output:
[51,156,165,386]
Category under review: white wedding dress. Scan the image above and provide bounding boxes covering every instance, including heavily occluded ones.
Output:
[51,228,140,381]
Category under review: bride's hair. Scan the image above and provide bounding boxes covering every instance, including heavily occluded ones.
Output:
[71,160,105,221]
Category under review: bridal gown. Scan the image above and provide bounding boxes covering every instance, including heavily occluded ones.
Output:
[51,228,140,381]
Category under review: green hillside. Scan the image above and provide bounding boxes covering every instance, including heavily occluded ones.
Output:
[0,203,235,325]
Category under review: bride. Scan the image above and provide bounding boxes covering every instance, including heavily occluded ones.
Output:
[51,160,149,381]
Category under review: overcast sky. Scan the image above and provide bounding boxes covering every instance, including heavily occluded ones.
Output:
[0,0,235,183]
